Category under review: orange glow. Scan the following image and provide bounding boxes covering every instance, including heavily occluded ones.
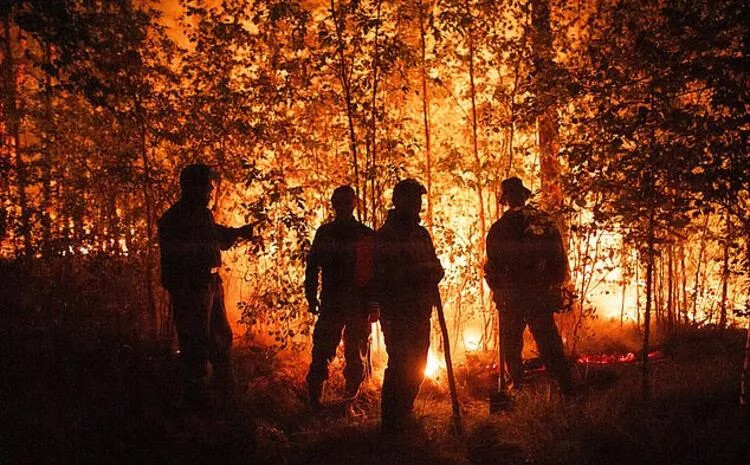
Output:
[463,328,482,352]
[0,0,743,363]
[424,348,445,379]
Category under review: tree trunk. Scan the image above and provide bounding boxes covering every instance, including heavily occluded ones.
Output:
[741,222,750,407]
[465,0,486,242]
[654,255,662,327]
[667,244,674,332]
[635,257,641,328]
[2,10,32,256]
[620,276,627,327]
[41,42,54,256]
[719,216,731,330]
[505,51,522,179]
[464,0,488,340]
[134,94,158,339]
[531,0,563,219]
[330,0,361,219]
[692,216,710,323]
[642,207,655,400]
[680,243,688,325]
[108,191,120,254]
[741,321,749,408]
[658,256,665,326]
[418,0,433,230]
[620,240,629,327]
[366,0,383,228]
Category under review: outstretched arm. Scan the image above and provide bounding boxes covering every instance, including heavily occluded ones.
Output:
[215,223,254,250]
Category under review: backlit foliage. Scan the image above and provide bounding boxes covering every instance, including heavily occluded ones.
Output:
[1,0,747,352]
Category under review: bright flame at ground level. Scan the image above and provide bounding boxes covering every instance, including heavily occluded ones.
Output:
[463,328,482,352]
[424,348,445,379]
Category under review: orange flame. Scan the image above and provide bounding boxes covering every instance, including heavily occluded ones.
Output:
[424,348,445,379]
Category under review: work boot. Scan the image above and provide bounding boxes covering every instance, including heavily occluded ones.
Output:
[308,380,325,408]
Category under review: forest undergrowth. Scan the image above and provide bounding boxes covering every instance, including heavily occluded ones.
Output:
[2,261,748,465]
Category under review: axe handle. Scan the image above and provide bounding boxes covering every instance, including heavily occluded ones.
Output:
[435,290,463,434]
[498,307,507,392]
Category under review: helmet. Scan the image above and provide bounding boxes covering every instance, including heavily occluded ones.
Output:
[179,163,217,192]
[500,176,532,204]
[331,185,356,210]
[331,185,357,207]
[392,178,427,207]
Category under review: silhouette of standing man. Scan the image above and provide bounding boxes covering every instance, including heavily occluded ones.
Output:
[305,186,375,406]
[158,163,254,392]
[485,177,573,395]
[370,179,443,433]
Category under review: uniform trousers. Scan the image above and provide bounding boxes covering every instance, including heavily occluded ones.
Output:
[170,276,233,382]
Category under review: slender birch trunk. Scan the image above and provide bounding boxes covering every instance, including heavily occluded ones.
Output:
[667,244,674,332]
[680,244,688,325]
[464,0,488,340]
[636,259,641,328]
[531,0,563,222]
[330,0,361,218]
[367,0,383,228]
[642,206,655,400]
[692,216,710,323]
[719,216,731,330]
[418,0,433,230]
[134,94,158,338]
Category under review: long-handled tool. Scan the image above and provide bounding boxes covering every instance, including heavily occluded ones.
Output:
[490,306,512,414]
[434,289,463,435]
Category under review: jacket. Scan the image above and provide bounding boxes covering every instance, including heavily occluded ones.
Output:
[305,215,374,309]
[158,199,237,291]
[485,205,568,312]
[371,209,444,320]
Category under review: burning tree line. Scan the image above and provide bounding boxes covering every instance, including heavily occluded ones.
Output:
[1,0,748,368]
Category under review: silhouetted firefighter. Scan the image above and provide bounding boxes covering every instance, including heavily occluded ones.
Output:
[485,177,574,395]
[305,186,375,406]
[370,179,444,433]
[158,163,254,394]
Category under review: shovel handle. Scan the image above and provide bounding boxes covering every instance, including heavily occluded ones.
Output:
[435,290,463,435]
[497,307,507,392]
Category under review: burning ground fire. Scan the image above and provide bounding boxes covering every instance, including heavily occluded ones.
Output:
[424,349,445,379]
[424,340,667,385]
[577,349,665,365]
[386,320,669,384]
[424,328,483,380]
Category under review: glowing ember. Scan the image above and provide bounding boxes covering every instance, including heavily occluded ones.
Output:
[578,349,665,365]
[578,352,637,364]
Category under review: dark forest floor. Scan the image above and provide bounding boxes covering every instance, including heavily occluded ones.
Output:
[2,306,748,465]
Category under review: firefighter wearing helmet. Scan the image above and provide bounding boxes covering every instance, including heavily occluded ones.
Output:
[304,185,375,406]
[484,177,574,396]
[369,178,444,433]
[157,163,255,398]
